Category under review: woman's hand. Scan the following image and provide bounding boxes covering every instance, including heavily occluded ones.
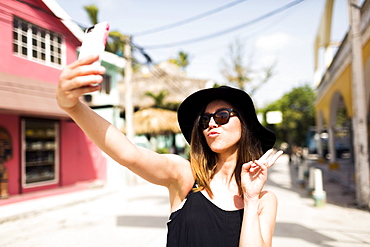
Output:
[56,55,106,111]
[241,149,283,201]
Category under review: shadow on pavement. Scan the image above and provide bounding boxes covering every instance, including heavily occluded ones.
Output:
[274,222,334,247]
[116,216,335,246]
[117,215,168,228]
[127,195,169,205]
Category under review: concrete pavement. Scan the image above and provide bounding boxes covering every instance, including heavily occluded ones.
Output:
[268,155,370,246]
[0,154,370,247]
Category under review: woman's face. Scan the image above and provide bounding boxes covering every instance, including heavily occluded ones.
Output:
[202,100,242,154]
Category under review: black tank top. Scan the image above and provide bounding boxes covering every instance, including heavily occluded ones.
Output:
[166,189,244,247]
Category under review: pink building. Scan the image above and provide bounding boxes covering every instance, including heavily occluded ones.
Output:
[0,0,106,197]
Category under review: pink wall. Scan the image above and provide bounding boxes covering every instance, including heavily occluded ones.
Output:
[0,0,81,84]
[0,1,106,195]
[0,114,20,195]
[0,115,107,195]
[60,121,106,186]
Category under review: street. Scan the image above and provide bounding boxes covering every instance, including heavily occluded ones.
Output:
[1,154,370,247]
[0,183,169,247]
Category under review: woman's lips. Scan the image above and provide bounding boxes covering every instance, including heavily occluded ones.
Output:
[208,131,220,138]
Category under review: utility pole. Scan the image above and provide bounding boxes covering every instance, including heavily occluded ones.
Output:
[348,0,370,208]
[124,35,135,142]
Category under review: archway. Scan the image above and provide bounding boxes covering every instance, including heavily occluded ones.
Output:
[329,92,351,162]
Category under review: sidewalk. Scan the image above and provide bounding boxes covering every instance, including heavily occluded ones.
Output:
[269,154,370,246]
[310,157,357,206]
[0,181,115,224]
[1,154,370,246]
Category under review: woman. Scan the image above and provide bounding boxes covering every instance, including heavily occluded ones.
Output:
[57,55,283,247]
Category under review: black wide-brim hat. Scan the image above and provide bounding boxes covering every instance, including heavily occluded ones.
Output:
[177,86,276,152]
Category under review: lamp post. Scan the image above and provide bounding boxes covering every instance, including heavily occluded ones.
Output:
[124,35,135,142]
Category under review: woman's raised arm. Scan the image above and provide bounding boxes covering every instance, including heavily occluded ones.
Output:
[56,55,193,189]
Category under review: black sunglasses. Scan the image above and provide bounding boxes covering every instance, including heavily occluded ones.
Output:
[199,108,238,129]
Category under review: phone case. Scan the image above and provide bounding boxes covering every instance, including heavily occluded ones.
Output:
[78,21,110,66]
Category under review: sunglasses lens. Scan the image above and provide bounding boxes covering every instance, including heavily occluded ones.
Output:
[214,110,230,125]
[200,115,211,129]
[199,109,234,129]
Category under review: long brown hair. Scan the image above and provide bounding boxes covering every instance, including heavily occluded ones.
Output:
[189,103,263,198]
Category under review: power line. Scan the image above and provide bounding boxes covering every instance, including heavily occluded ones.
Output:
[131,0,248,37]
[131,0,307,84]
[185,0,309,58]
[141,0,305,50]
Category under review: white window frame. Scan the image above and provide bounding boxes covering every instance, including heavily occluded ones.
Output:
[21,119,60,189]
[13,16,65,67]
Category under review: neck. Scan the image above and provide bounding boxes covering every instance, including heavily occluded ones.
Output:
[214,151,238,183]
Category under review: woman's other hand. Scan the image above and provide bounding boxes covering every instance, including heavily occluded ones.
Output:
[241,149,283,200]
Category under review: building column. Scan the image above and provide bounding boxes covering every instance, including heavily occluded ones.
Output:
[328,125,337,163]
[348,0,370,208]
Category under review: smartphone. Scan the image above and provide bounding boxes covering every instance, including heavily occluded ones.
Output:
[78,21,110,67]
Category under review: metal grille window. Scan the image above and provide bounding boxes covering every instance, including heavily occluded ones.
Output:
[13,17,64,66]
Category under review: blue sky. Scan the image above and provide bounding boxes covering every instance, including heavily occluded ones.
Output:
[55,0,349,107]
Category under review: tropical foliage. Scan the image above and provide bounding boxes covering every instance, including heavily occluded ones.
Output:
[261,85,316,148]
[168,51,190,71]
[83,5,128,63]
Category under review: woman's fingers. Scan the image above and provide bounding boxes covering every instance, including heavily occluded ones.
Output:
[242,161,253,171]
[250,160,267,173]
[67,85,101,98]
[68,54,100,70]
[64,74,104,92]
[57,55,106,110]
[68,63,105,83]
[266,150,284,168]
[61,68,105,90]
[242,160,266,174]
[59,55,105,91]
[258,149,284,168]
[260,149,274,160]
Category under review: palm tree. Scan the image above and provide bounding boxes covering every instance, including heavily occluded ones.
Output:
[143,90,180,153]
[169,51,190,72]
[83,4,126,57]
[144,90,169,109]
[83,5,99,25]
[83,4,144,74]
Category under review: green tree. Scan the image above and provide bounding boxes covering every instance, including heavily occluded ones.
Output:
[84,4,120,54]
[83,5,99,25]
[220,38,275,95]
[169,51,190,72]
[83,4,142,73]
[262,85,316,148]
[83,5,125,56]
[144,90,180,111]
[145,90,168,109]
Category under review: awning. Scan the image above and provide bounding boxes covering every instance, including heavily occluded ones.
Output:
[122,108,180,135]
[0,72,69,118]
